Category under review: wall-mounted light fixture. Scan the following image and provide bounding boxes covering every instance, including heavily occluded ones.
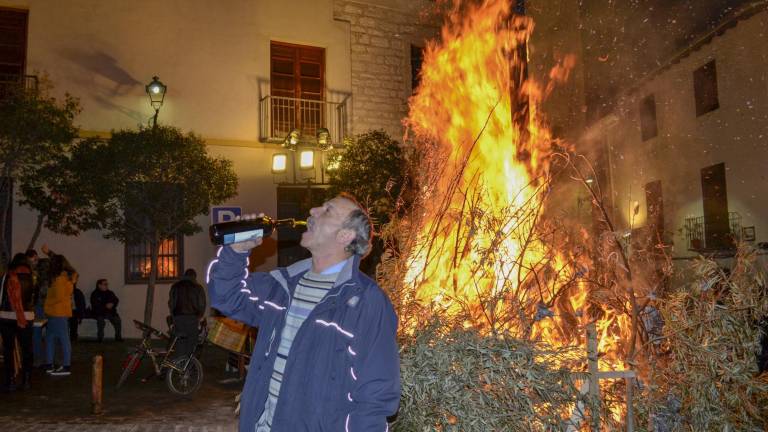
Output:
[316,127,331,151]
[283,129,301,151]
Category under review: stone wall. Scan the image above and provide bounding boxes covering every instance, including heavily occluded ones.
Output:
[333,0,440,142]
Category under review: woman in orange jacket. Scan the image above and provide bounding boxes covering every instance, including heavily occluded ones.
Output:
[42,253,77,376]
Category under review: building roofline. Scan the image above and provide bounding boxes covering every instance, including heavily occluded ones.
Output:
[623,0,768,97]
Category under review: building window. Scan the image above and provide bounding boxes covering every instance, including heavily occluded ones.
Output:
[700,162,729,249]
[0,8,28,98]
[693,60,719,117]
[639,94,658,141]
[270,41,325,138]
[644,180,663,241]
[125,236,183,284]
[410,45,424,91]
[122,183,183,283]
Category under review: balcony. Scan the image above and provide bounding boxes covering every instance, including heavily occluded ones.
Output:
[684,211,742,253]
[0,74,38,99]
[259,95,348,146]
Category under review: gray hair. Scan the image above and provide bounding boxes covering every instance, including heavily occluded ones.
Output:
[340,196,372,257]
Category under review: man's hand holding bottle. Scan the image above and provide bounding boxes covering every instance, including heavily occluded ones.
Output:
[229,213,265,253]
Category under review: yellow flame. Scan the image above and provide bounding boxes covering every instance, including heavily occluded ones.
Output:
[403,0,631,398]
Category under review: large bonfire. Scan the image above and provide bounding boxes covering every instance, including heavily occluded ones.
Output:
[397,0,629,357]
[381,0,632,429]
[386,1,768,431]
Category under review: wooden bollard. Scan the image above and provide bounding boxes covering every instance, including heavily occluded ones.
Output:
[92,355,103,415]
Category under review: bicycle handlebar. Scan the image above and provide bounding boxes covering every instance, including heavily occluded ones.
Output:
[132,319,170,339]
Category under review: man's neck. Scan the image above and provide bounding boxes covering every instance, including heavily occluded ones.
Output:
[311,253,350,274]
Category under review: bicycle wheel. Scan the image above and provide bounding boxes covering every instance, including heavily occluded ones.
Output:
[166,356,203,396]
[117,351,142,388]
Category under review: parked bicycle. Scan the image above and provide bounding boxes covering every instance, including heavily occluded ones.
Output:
[116,319,207,395]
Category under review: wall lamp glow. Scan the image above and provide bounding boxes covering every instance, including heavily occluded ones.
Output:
[299,150,314,169]
[272,153,288,173]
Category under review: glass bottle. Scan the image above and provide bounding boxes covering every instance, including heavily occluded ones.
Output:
[209,216,306,246]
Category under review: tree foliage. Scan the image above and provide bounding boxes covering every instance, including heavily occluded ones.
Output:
[0,80,80,259]
[71,125,238,323]
[327,129,407,225]
[327,130,410,275]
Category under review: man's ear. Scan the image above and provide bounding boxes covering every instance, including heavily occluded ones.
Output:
[336,228,355,248]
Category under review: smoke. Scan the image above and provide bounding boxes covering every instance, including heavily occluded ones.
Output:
[578,0,753,121]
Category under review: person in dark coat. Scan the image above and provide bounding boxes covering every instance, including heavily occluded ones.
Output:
[90,279,122,342]
[0,253,37,391]
[69,285,86,341]
[168,268,206,358]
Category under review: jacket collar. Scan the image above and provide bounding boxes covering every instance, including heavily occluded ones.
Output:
[285,255,358,288]
[272,255,363,307]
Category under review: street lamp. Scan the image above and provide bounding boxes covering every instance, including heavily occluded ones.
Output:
[145,76,167,127]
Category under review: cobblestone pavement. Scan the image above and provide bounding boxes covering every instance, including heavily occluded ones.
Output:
[0,337,242,431]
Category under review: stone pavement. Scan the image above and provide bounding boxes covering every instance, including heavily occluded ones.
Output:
[0,336,242,431]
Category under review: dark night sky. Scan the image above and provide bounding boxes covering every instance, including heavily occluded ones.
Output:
[579,0,756,121]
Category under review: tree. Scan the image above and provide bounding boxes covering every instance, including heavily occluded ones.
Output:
[72,126,238,325]
[18,147,101,251]
[327,129,409,274]
[0,79,80,262]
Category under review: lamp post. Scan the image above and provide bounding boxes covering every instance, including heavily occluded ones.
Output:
[145,76,167,127]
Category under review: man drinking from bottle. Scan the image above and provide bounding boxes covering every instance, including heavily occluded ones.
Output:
[207,193,400,431]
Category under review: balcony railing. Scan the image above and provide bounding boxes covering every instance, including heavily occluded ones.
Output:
[259,95,348,146]
[0,74,39,99]
[684,211,742,251]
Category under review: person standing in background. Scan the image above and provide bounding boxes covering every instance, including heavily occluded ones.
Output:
[168,268,206,358]
[42,247,76,376]
[0,253,37,391]
[90,279,122,343]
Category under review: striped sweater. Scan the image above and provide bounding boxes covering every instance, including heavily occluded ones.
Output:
[255,270,339,431]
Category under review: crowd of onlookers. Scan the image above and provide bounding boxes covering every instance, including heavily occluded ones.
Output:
[0,245,123,392]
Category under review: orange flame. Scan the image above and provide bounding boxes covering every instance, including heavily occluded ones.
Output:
[404,0,568,334]
[402,1,630,424]
[403,0,633,367]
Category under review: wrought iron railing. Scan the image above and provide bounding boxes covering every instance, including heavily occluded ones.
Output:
[0,74,38,99]
[259,95,348,145]
[684,211,741,251]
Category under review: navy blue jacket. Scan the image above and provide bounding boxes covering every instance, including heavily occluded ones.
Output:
[208,246,400,431]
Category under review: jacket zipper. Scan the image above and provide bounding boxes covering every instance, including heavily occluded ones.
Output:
[264,328,277,358]
[313,281,355,312]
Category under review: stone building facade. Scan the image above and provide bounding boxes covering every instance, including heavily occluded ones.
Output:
[334,0,440,139]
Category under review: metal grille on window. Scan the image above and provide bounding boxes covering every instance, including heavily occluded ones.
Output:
[125,236,182,283]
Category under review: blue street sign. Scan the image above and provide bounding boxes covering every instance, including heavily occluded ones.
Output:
[211,206,242,224]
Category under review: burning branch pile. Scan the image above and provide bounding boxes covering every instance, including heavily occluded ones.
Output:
[376,0,624,429]
[641,246,768,431]
[372,1,768,431]
[397,321,583,431]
